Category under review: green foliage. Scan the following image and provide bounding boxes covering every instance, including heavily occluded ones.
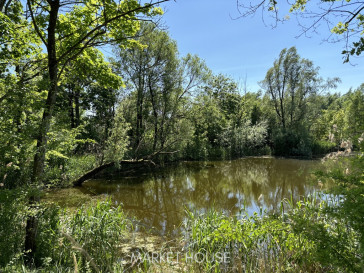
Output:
[190,92,228,149]
[224,120,269,157]
[317,152,364,260]
[273,127,313,157]
[59,200,132,272]
[311,140,336,155]
[184,75,272,160]
[104,106,130,166]
[0,189,27,267]
[42,125,96,186]
[287,198,362,272]
[344,84,364,147]
[184,132,209,160]
[259,47,342,157]
[33,204,61,267]
[184,194,362,272]
[0,198,133,272]
[116,23,209,160]
[0,49,44,187]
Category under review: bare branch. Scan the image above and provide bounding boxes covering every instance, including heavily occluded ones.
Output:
[27,0,48,47]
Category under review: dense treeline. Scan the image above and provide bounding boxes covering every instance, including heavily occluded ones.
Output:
[2,22,364,188]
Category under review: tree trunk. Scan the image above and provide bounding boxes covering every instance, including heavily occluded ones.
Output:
[26,0,59,266]
[73,159,153,186]
[135,73,144,152]
[68,86,75,128]
[148,78,158,151]
[75,88,80,127]
[14,65,24,133]
[24,195,39,266]
[31,0,59,183]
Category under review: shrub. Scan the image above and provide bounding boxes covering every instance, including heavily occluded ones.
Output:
[0,189,27,267]
[0,198,133,272]
[183,195,362,272]
[60,200,132,272]
[311,140,337,156]
[273,128,313,157]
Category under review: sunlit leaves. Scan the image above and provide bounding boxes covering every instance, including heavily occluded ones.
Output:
[104,107,130,166]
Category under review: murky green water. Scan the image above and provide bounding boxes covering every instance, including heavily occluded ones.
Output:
[46,157,319,234]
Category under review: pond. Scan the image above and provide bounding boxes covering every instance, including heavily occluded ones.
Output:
[46,157,320,235]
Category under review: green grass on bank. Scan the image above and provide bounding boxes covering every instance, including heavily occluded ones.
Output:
[0,196,363,272]
[1,153,364,272]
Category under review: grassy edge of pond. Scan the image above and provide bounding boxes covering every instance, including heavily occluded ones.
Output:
[1,153,364,272]
[43,156,320,236]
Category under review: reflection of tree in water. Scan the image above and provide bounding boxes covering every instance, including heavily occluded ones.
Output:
[83,158,317,234]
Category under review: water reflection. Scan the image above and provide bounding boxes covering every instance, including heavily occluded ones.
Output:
[79,158,318,234]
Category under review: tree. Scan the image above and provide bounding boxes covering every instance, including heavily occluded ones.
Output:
[0,0,43,187]
[260,47,339,156]
[53,48,123,165]
[58,47,122,130]
[115,23,210,159]
[237,0,364,61]
[261,47,339,129]
[203,74,242,122]
[103,106,130,166]
[344,84,364,146]
[2,0,169,265]
[24,0,168,184]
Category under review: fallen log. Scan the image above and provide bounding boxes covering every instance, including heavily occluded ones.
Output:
[73,159,154,187]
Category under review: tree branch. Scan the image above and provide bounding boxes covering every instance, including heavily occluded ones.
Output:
[58,0,170,63]
[27,0,48,47]
[72,159,154,186]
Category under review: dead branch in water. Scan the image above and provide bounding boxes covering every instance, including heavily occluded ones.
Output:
[72,159,155,187]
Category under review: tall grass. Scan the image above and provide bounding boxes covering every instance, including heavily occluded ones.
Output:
[0,188,27,267]
[183,195,362,272]
[1,197,133,272]
[1,191,362,272]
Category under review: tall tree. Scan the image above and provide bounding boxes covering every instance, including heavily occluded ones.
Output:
[345,84,364,145]
[116,23,209,158]
[0,0,43,186]
[261,47,339,129]
[26,0,169,183]
[5,0,169,265]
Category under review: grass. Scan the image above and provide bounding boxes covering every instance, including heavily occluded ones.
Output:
[1,189,363,272]
[182,195,362,272]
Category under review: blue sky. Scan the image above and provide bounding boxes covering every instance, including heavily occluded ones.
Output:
[161,0,364,94]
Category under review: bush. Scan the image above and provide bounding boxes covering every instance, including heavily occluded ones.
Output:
[60,200,132,272]
[222,121,269,158]
[317,152,364,264]
[311,140,337,156]
[0,198,133,272]
[273,128,313,157]
[43,154,97,187]
[0,189,27,267]
[183,195,362,272]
